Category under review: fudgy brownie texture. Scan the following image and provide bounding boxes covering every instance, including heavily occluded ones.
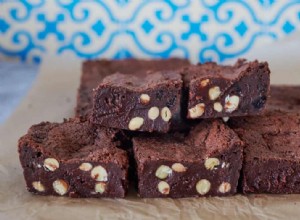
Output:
[229,111,300,194]
[91,70,182,133]
[268,85,300,113]
[182,59,270,119]
[18,118,129,198]
[76,59,190,117]
[133,120,243,198]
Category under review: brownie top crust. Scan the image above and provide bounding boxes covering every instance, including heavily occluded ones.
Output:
[133,120,243,163]
[182,59,269,83]
[19,118,127,165]
[268,86,300,113]
[82,58,189,90]
[77,58,190,116]
[229,111,300,161]
[83,58,189,79]
[101,70,182,91]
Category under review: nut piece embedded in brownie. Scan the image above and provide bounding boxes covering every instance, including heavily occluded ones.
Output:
[182,59,270,119]
[133,120,243,198]
[229,111,300,194]
[91,70,183,133]
[76,58,190,117]
[18,118,129,198]
[267,85,300,113]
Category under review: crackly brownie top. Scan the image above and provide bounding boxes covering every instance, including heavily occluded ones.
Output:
[268,86,300,113]
[83,58,189,74]
[182,59,269,83]
[100,70,182,91]
[19,118,127,165]
[77,58,190,116]
[229,111,300,161]
[82,58,190,85]
[133,120,243,163]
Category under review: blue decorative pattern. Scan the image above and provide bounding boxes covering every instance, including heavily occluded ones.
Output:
[0,0,300,64]
[181,14,208,41]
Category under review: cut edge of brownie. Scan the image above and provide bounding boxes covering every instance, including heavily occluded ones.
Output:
[132,120,244,198]
[183,59,270,119]
[75,58,190,117]
[91,70,183,133]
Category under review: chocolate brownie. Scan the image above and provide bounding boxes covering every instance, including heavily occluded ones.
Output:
[229,111,300,194]
[18,118,129,198]
[76,58,190,117]
[133,120,243,198]
[182,59,270,119]
[268,85,300,113]
[91,70,182,133]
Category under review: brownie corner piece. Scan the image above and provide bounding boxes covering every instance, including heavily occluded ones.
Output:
[133,120,243,198]
[91,70,183,133]
[229,111,300,194]
[184,59,270,119]
[18,118,129,198]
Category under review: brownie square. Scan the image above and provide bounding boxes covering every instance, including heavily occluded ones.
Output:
[133,120,243,198]
[91,70,183,133]
[229,111,300,194]
[268,85,300,113]
[182,59,270,119]
[18,118,129,198]
[76,58,190,117]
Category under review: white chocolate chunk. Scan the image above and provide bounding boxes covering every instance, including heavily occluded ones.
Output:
[188,103,205,118]
[148,107,160,120]
[95,182,106,194]
[219,182,231,193]
[91,165,108,182]
[53,179,69,196]
[196,179,211,195]
[224,95,240,113]
[155,165,172,179]
[204,158,220,170]
[209,86,221,100]
[200,79,210,87]
[32,181,45,192]
[140,94,150,105]
[43,158,59,171]
[161,107,172,122]
[158,181,170,195]
[213,102,223,112]
[222,117,230,122]
[171,163,187,172]
[79,162,93,171]
[128,117,144,130]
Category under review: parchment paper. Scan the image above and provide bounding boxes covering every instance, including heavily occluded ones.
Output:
[1,35,300,220]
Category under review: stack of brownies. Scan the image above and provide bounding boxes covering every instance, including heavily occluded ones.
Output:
[18,58,300,198]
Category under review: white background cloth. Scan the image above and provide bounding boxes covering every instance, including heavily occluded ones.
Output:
[0,61,38,123]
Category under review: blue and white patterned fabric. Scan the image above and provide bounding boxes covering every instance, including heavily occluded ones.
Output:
[0,0,300,64]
